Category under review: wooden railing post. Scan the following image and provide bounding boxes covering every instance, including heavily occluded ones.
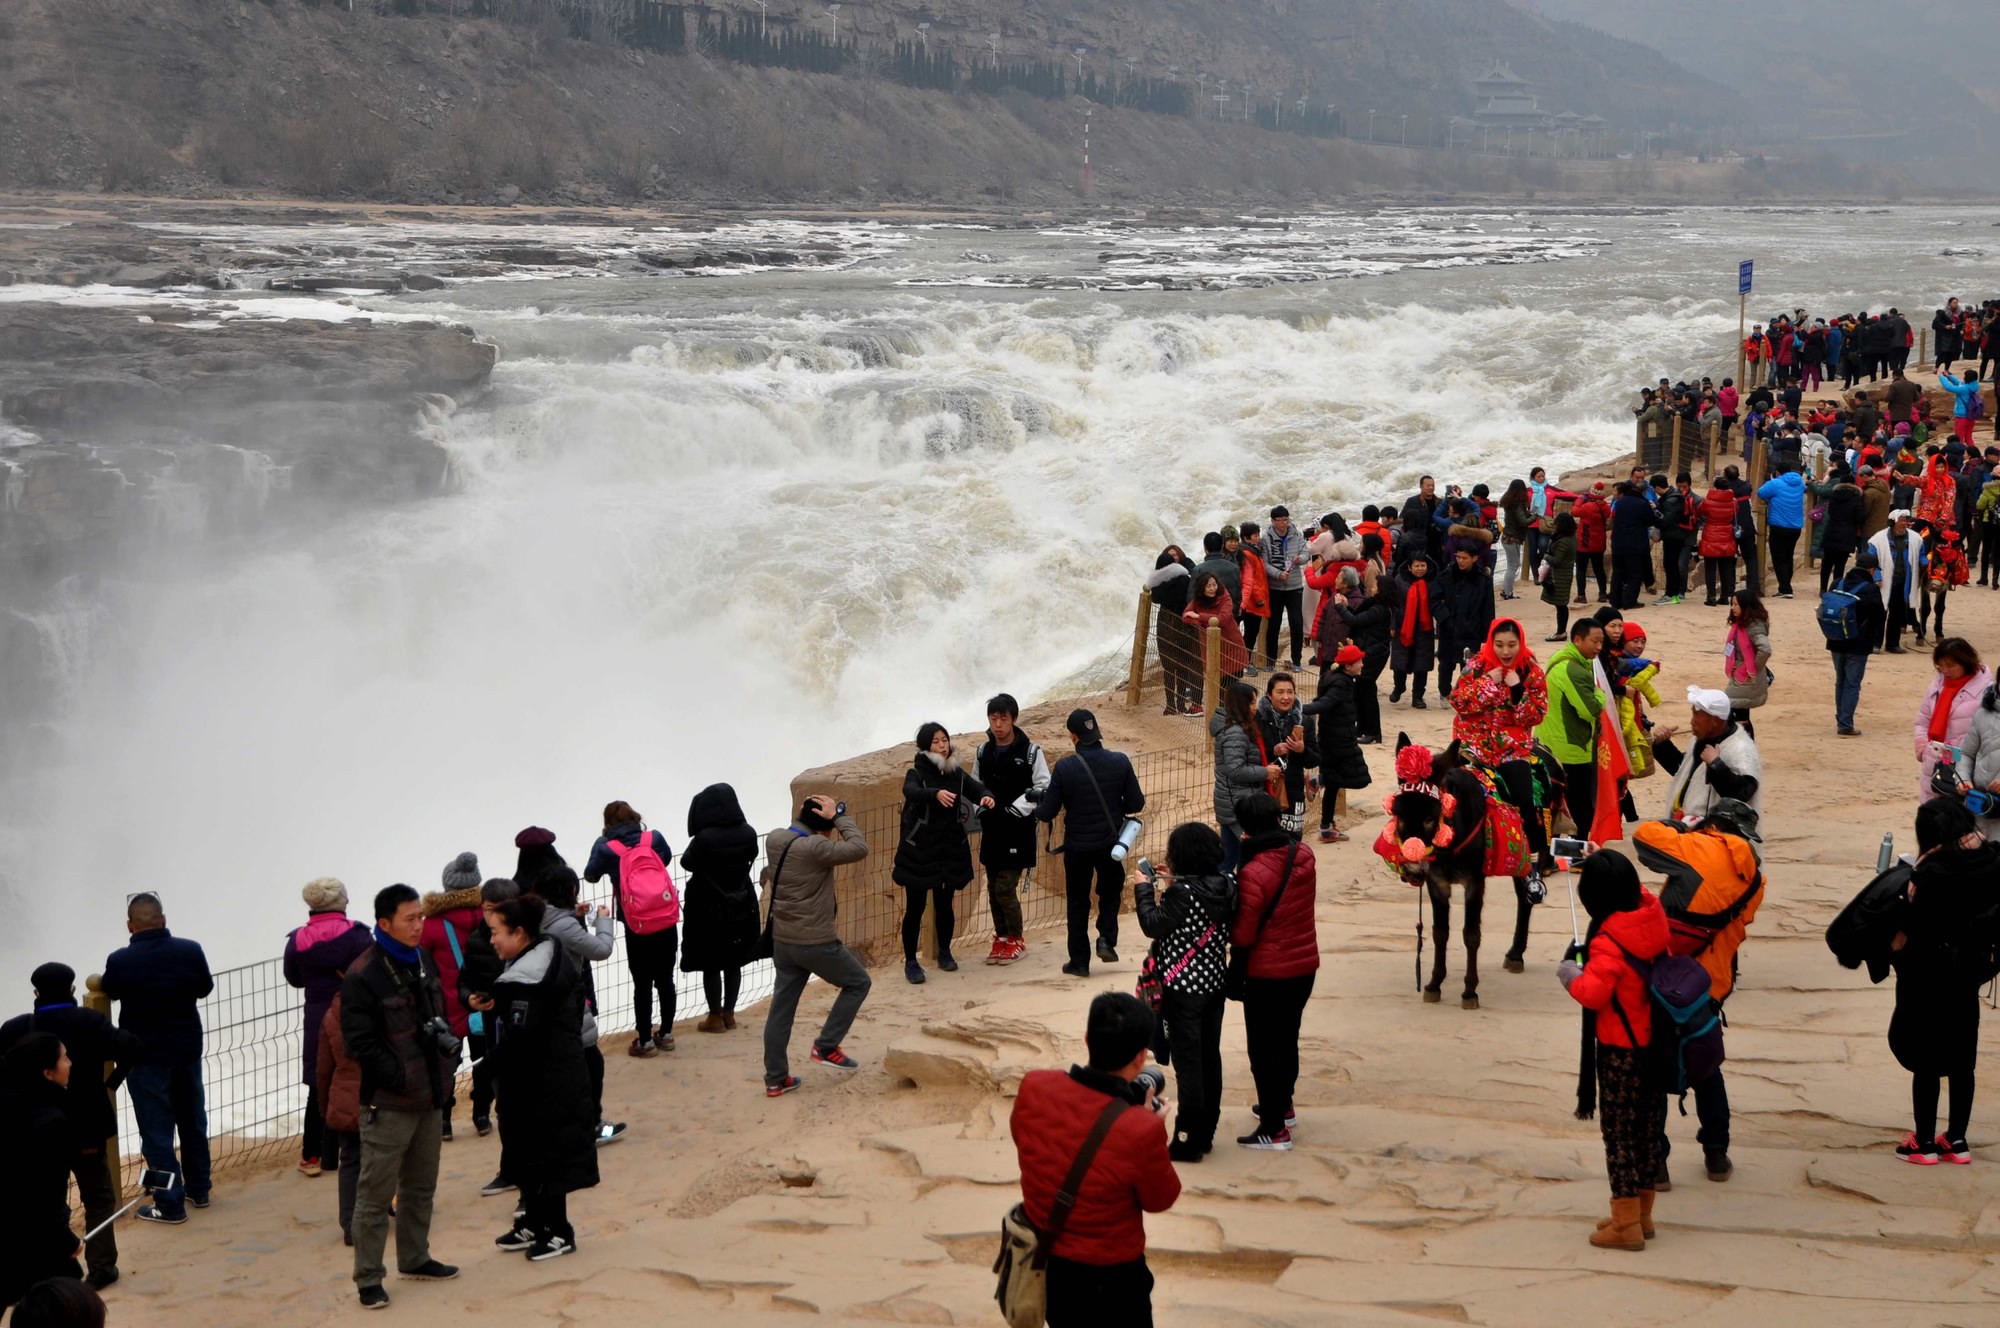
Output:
[1202,622,1222,718]
[1748,446,1770,593]
[1668,415,1682,481]
[1126,589,1152,708]
[1919,328,1930,369]
[84,974,125,1197]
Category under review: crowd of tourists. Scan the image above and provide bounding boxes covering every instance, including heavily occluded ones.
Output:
[7,346,2000,1327]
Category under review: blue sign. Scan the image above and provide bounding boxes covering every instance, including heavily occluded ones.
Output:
[1739,259,1754,295]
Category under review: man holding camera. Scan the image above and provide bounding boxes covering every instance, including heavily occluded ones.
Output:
[341,883,461,1309]
[762,795,871,1097]
[1010,992,1181,1326]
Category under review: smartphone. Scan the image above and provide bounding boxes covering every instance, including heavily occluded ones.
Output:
[139,1168,178,1192]
[1135,857,1156,882]
[1551,836,1590,859]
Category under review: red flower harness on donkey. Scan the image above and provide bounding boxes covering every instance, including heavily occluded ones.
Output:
[1372,743,1531,881]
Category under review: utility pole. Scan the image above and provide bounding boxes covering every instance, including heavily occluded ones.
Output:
[1367,108,1376,141]
[1073,46,1086,87]
[1083,104,1093,196]
[1400,113,1408,147]
[826,2,839,45]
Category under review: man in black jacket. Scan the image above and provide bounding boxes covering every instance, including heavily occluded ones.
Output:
[100,892,212,1224]
[1035,710,1146,978]
[976,694,1051,966]
[1434,546,1496,695]
[0,962,142,1287]
[341,884,460,1309]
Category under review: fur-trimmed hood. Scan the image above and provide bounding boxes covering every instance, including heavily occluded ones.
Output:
[423,886,483,919]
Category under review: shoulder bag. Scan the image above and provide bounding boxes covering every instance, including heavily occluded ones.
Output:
[1224,840,1302,1001]
[755,834,801,961]
[441,919,480,1038]
[994,1096,1129,1328]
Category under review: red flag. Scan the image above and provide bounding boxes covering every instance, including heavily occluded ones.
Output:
[1590,704,1631,846]
[1589,659,1631,847]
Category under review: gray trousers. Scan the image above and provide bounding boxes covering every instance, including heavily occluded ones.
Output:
[351,1106,441,1288]
[763,939,872,1087]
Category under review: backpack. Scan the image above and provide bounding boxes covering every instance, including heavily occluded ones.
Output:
[1972,391,1987,421]
[1608,942,1726,1109]
[1816,586,1862,643]
[606,833,680,935]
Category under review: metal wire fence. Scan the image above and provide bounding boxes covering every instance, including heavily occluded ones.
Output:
[84,737,1219,1193]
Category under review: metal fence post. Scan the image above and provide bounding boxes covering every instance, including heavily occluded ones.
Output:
[1127,589,1152,707]
[1202,622,1222,718]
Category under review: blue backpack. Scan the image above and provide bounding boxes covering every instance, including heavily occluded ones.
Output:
[1816,586,1862,644]
[1609,942,1726,1110]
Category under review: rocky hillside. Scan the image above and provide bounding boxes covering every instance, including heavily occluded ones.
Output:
[0,0,1777,207]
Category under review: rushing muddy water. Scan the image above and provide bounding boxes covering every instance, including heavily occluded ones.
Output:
[4,204,1997,968]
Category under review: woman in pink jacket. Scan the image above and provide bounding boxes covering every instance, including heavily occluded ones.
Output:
[1914,638,1992,801]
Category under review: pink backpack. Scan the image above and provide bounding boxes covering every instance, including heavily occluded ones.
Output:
[606,833,680,934]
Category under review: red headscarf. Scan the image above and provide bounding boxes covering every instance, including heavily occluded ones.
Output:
[1473,617,1535,674]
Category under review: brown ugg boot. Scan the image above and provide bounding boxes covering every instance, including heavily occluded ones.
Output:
[1596,1188,1657,1239]
[722,1010,738,1030]
[1589,1196,1646,1250]
[697,1012,726,1034]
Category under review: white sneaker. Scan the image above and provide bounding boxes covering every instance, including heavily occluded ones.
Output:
[595,1121,627,1146]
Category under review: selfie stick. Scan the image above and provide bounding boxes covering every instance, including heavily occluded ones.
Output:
[85,1171,177,1241]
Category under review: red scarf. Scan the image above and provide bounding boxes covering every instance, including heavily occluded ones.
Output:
[1931,674,1973,744]
[1399,578,1432,648]
[1474,617,1534,673]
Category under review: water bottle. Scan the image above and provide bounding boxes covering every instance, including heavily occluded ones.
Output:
[1877,832,1894,874]
[1111,816,1144,863]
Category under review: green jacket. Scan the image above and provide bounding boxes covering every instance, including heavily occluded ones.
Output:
[1535,641,1605,766]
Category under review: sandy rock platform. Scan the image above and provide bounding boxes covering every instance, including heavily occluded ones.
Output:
[100,579,2000,1326]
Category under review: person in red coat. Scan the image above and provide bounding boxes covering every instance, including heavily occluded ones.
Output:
[1182,573,1249,682]
[1695,483,1740,606]
[1572,483,1611,604]
[1230,794,1319,1151]
[1010,992,1181,1325]
[1558,852,1671,1251]
[421,853,490,1140]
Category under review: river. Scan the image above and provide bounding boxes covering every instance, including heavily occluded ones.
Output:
[4,202,1995,970]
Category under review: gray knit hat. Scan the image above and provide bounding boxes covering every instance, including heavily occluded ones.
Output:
[441,851,482,892]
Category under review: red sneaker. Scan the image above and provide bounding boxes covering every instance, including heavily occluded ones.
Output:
[765,1076,801,1098]
[984,939,1007,966]
[1897,1132,1941,1164]
[810,1045,861,1070]
[995,938,1026,966]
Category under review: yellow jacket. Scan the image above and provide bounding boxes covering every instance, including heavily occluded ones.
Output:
[1617,662,1662,777]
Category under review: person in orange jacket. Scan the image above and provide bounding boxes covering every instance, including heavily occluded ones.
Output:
[1633,799,1764,1185]
[1232,521,1272,676]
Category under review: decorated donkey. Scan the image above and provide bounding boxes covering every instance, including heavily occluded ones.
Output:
[1373,735,1533,1008]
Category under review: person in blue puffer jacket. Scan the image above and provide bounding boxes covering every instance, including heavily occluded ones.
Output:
[1756,463,1808,598]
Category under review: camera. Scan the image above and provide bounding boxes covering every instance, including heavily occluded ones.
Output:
[1134,1065,1167,1110]
[422,1015,462,1060]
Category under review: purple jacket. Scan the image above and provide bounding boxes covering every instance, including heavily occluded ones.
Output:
[284,914,373,1087]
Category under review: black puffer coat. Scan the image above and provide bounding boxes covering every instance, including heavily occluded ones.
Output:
[1304,669,1372,791]
[679,784,764,973]
[491,939,600,1196]
[891,752,990,892]
[1884,840,2000,1076]
[1820,482,1866,557]
[0,1077,79,1305]
[1336,592,1392,671]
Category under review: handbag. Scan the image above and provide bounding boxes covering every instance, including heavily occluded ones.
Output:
[994,1097,1129,1328]
[1224,840,1302,1001]
[441,918,481,1038]
[1136,922,1217,1013]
